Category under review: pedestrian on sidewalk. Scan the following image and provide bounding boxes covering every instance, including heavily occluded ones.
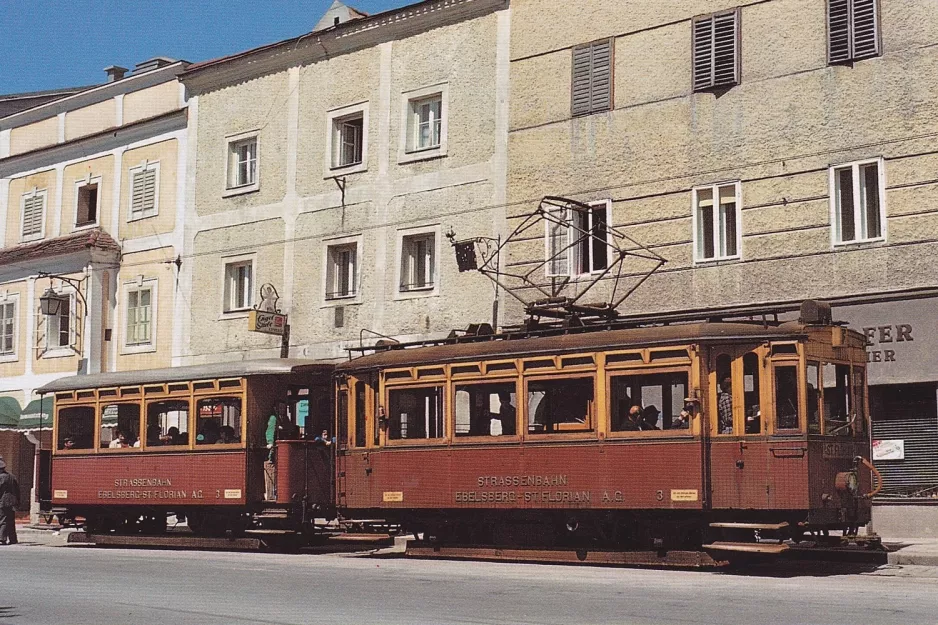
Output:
[0,455,20,545]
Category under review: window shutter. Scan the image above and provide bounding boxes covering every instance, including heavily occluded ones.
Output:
[571,45,594,117]
[828,0,851,62]
[131,168,157,215]
[851,0,879,60]
[22,195,44,238]
[693,11,739,91]
[34,309,46,357]
[571,39,613,117]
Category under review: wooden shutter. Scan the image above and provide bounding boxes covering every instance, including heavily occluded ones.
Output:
[131,167,157,216]
[571,39,613,117]
[828,0,880,63]
[22,194,44,238]
[693,11,739,92]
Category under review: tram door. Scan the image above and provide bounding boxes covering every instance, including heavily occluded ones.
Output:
[707,345,772,510]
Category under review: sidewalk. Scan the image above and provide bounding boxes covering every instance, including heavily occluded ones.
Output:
[882,538,938,566]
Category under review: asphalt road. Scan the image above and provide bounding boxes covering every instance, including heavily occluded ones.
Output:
[1,545,936,625]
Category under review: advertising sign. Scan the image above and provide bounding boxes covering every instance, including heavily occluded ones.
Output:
[872,439,905,461]
[248,310,288,336]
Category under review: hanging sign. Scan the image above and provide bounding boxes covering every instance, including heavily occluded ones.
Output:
[248,310,288,336]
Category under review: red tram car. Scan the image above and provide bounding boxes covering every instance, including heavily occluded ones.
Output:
[41,360,335,535]
[335,305,877,556]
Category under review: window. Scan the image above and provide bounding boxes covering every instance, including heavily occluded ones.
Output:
[126,286,153,347]
[227,136,258,190]
[828,0,880,63]
[196,397,242,445]
[146,400,190,447]
[571,39,613,116]
[545,206,571,277]
[76,181,99,226]
[807,362,821,433]
[47,295,72,350]
[21,190,46,241]
[333,114,364,168]
[574,201,610,274]
[527,377,594,434]
[0,300,15,357]
[387,386,444,441]
[743,352,762,434]
[223,259,253,313]
[715,353,734,434]
[57,406,95,450]
[354,381,367,448]
[400,233,435,292]
[326,242,358,300]
[694,183,740,262]
[100,403,142,449]
[408,95,442,152]
[831,159,884,244]
[129,162,159,220]
[774,365,800,431]
[692,10,740,92]
[455,382,517,437]
[610,372,689,432]
[823,363,853,436]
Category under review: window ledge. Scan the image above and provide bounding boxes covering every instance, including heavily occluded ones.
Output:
[322,296,361,309]
[0,353,19,364]
[127,212,158,223]
[395,286,438,301]
[222,183,260,198]
[325,162,366,178]
[399,147,446,165]
[41,347,77,359]
[833,237,885,248]
[693,255,741,268]
[73,221,100,231]
[218,310,251,321]
[121,343,156,355]
[21,235,44,244]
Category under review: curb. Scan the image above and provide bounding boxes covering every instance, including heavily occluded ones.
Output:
[886,551,938,566]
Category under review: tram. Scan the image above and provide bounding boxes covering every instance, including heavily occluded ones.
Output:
[40,360,335,536]
[334,302,878,557]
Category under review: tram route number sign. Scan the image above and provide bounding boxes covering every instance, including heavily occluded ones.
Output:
[248,310,288,336]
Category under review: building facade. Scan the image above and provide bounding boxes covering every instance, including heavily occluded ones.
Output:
[505,0,938,531]
[0,59,190,509]
[176,0,510,365]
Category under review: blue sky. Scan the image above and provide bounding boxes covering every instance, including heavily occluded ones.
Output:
[0,0,408,94]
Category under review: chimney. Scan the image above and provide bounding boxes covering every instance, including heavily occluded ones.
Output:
[104,65,128,83]
[132,57,178,75]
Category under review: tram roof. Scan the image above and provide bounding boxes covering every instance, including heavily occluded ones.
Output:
[338,321,815,371]
[37,359,336,394]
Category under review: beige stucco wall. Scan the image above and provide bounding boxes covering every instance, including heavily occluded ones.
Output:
[64,99,117,142]
[60,155,115,235]
[123,80,180,126]
[114,248,177,371]
[118,139,179,239]
[5,169,58,247]
[0,282,29,379]
[8,117,58,156]
[505,0,938,322]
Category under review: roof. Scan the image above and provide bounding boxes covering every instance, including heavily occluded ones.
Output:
[314,1,368,31]
[338,321,813,372]
[0,86,96,117]
[0,229,121,268]
[37,359,336,394]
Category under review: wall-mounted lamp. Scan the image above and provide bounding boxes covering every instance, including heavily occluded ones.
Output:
[37,272,87,316]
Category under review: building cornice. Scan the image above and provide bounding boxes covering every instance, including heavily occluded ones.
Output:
[0,109,187,179]
[0,62,188,131]
[181,0,508,95]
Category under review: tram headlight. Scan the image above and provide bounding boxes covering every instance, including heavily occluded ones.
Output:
[835,471,859,496]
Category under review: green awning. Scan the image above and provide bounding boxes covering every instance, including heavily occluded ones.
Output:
[0,397,21,428]
[17,397,53,429]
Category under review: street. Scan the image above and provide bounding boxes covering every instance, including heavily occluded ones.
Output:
[1,545,936,625]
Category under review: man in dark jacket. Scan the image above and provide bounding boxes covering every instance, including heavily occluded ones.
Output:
[0,455,20,545]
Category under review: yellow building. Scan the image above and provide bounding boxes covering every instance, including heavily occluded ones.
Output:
[0,58,189,509]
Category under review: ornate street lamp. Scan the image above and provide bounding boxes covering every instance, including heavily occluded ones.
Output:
[39,287,67,316]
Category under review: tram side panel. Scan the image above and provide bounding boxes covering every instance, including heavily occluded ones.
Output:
[51,451,248,509]
[709,440,810,511]
[341,441,704,515]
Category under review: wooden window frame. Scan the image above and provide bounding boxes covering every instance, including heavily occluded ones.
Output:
[523,372,598,441]
[383,382,448,447]
[606,365,695,439]
[451,376,522,444]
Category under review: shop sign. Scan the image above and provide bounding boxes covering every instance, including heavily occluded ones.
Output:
[872,439,905,461]
[248,309,288,336]
[836,299,938,385]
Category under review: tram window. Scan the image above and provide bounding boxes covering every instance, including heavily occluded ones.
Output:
[196,397,242,445]
[774,366,799,431]
[743,353,761,434]
[57,406,95,450]
[454,382,517,437]
[337,390,349,446]
[387,386,444,440]
[823,363,852,437]
[807,362,821,433]
[527,377,594,434]
[852,367,867,436]
[610,372,688,431]
[715,354,734,435]
[146,400,190,446]
[354,381,366,448]
[99,403,141,448]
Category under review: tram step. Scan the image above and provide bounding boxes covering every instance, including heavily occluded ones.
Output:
[709,521,790,531]
[702,541,790,555]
